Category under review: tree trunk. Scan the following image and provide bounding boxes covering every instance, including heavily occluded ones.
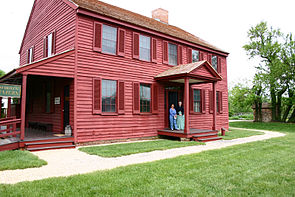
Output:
[258,101,262,122]
[282,105,293,122]
[270,89,277,121]
[276,87,287,122]
[282,89,294,122]
[287,108,295,123]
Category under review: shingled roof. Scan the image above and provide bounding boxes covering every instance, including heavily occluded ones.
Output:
[155,60,222,79]
[71,0,228,54]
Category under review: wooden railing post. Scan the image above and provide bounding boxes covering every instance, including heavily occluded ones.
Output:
[7,97,11,117]
[20,74,28,141]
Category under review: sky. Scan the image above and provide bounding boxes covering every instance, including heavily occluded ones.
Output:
[0,0,294,88]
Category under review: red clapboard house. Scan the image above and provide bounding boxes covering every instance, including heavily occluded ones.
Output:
[0,0,229,151]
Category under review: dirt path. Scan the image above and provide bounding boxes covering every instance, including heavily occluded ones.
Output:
[0,128,285,184]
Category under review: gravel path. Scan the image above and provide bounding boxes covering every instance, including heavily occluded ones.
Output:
[0,128,285,184]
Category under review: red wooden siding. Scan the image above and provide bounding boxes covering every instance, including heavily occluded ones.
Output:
[22,51,75,78]
[152,84,159,114]
[19,0,76,66]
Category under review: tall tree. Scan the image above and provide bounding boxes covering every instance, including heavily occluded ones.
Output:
[243,22,287,121]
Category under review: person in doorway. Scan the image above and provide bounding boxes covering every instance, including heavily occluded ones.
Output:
[176,101,185,130]
[169,104,179,130]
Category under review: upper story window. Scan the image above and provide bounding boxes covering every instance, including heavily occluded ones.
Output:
[192,50,199,63]
[211,55,217,70]
[193,89,201,112]
[102,24,117,54]
[140,84,151,113]
[47,33,53,57]
[168,43,177,65]
[102,79,117,113]
[27,47,34,64]
[44,32,56,58]
[139,35,151,61]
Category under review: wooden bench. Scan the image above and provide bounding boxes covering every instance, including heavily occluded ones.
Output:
[28,122,53,132]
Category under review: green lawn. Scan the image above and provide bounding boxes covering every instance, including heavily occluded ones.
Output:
[0,150,47,171]
[229,121,295,132]
[1,122,295,196]
[220,128,263,140]
[79,140,204,157]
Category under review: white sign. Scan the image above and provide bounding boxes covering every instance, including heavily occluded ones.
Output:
[54,97,61,105]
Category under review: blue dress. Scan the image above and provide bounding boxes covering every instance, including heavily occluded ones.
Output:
[169,108,178,130]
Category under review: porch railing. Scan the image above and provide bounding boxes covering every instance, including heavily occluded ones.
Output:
[0,117,21,138]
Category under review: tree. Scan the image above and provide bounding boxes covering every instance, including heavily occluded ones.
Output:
[243,22,289,122]
[0,69,5,77]
[228,82,252,116]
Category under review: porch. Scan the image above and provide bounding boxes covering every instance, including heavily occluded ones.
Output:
[0,51,76,151]
[155,60,223,141]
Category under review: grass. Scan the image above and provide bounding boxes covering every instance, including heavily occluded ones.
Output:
[220,128,263,140]
[1,122,294,196]
[79,140,204,157]
[0,150,47,171]
[230,121,295,132]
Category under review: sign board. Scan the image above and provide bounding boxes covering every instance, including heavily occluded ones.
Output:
[0,84,21,98]
[54,97,61,105]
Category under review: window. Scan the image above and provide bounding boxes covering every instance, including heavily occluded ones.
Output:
[47,33,53,57]
[193,89,201,112]
[140,84,151,112]
[27,47,34,64]
[212,55,217,70]
[192,50,199,63]
[102,24,117,54]
[44,32,56,58]
[102,79,117,112]
[168,43,177,65]
[139,35,151,61]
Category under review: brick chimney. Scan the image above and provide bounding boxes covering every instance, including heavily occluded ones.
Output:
[152,8,168,24]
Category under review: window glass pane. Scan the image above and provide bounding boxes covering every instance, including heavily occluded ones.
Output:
[139,35,150,61]
[102,24,117,54]
[192,50,199,62]
[48,33,52,57]
[29,47,34,63]
[140,84,151,112]
[193,89,201,112]
[212,55,217,70]
[102,79,117,112]
[168,43,177,65]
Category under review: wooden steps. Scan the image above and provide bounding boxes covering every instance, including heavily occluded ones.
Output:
[24,137,75,151]
[191,130,222,142]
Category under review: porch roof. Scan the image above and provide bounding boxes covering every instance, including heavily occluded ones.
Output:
[0,49,75,84]
[154,60,222,84]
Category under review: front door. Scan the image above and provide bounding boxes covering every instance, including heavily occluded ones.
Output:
[63,85,70,129]
[165,90,179,128]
